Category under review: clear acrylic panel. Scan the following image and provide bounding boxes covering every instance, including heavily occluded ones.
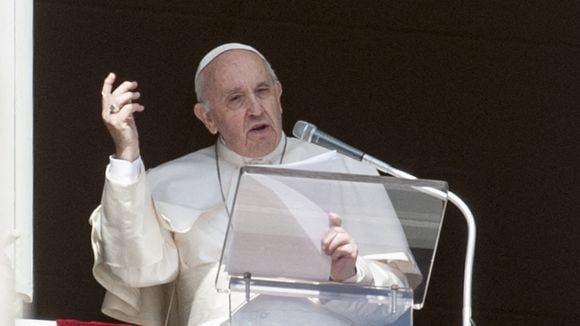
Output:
[216,165,448,318]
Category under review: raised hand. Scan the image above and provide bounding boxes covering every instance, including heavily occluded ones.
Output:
[100,72,145,161]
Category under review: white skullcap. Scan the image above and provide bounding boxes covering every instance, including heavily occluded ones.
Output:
[195,43,266,82]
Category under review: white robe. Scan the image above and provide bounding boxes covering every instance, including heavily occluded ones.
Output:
[90,136,418,326]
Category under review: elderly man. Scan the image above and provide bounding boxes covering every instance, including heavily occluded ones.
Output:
[91,43,413,325]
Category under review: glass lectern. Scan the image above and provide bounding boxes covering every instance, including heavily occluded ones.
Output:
[216,165,448,325]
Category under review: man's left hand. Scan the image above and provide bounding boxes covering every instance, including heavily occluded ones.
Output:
[321,212,358,282]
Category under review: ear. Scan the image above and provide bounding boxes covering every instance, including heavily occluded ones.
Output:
[275,80,283,98]
[194,103,218,134]
[275,81,283,113]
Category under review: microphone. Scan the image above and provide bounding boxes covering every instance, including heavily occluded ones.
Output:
[292,120,365,161]
[293,119,477,326]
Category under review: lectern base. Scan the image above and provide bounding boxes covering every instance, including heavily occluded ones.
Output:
[231,294,412,326]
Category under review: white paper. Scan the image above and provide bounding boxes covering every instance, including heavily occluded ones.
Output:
[225,150,420,282]
[226,173,331,281]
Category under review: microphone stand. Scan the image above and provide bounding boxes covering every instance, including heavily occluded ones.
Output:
[363,154,476,326]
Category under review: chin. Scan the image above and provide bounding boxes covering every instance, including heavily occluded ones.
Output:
[247,140,278,157]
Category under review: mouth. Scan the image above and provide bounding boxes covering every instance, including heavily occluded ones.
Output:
[249,123,271,133]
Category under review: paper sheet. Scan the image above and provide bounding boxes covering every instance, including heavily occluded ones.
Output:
[225,173,332,281]
[225,152,345,281]
[224,151,419,281]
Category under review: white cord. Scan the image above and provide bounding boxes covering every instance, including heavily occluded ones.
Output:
[363,154,476,326]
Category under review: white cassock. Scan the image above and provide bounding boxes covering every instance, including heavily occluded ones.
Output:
[90,134,419,326]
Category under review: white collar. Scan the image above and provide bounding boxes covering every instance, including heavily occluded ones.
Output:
[216,133,287,167]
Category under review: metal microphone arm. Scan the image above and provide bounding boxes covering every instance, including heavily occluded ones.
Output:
[292,120,476,325]
[363,154,477,326]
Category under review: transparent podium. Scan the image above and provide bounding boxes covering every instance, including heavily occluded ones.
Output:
[216,166,448,325]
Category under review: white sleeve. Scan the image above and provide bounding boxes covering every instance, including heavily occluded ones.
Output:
[90,160,179,287]
[341,257,409,288]
[108,155,142,185]
[341,258,374,285]
[89,161,180,325]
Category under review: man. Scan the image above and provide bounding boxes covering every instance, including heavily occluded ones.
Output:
[91,43,414,325]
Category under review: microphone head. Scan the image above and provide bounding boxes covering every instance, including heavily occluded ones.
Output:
[292,120,317,142]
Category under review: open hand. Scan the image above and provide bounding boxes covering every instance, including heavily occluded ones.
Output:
[101,72,144,161]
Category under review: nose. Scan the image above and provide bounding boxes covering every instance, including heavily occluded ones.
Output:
[246,94,264,116]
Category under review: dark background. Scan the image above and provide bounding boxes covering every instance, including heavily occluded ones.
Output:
[33,1,579,325]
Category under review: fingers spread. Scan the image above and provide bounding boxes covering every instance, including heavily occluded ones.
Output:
[101,75,142,117]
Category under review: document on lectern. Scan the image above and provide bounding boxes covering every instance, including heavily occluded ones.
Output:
[225,151,419,282]
[225,152,341,281]
[225,173,332,281]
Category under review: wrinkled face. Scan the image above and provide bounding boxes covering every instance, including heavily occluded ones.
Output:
[194,50,283,158]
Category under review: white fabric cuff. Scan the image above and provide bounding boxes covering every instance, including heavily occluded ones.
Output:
[343,259,374,285]
[108,155,143,184]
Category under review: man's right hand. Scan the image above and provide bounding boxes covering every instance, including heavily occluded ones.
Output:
[101,72,145,162]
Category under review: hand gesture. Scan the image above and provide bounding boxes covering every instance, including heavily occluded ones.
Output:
[100,72,145,161]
